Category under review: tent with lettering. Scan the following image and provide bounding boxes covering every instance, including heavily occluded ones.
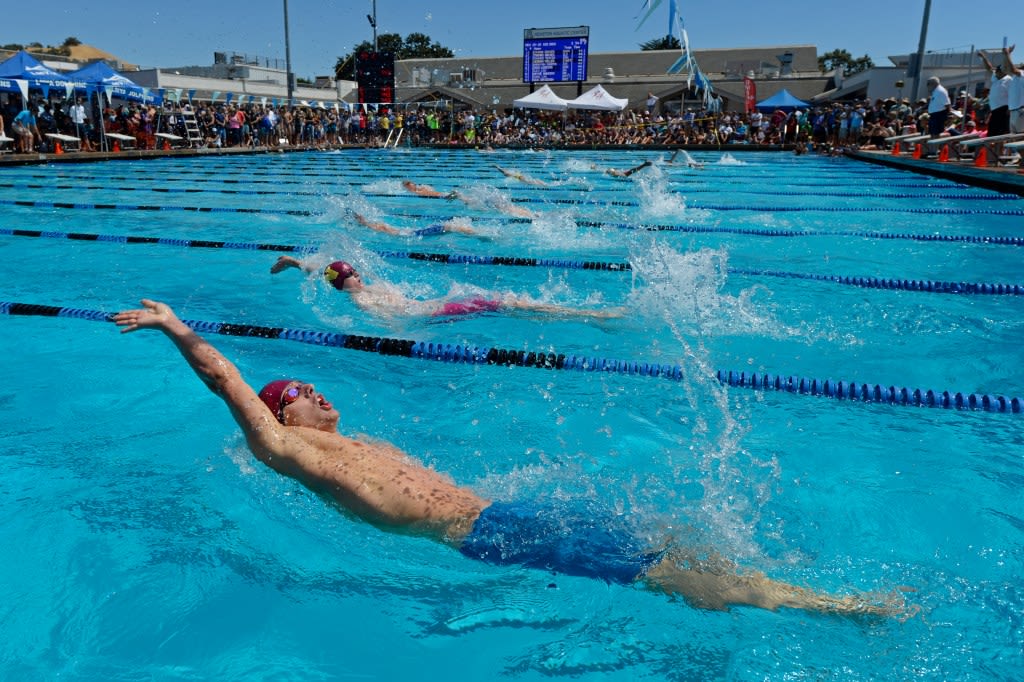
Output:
[66,61,161,104]
[566,84,628,112]
[755,88,808,112]
[0,50,82,100]
[512,84,569,111]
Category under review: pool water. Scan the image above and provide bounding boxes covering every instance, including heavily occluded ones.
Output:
[1,149,1022,680]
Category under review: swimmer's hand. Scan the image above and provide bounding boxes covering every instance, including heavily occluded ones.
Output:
[113,299,178,333]
[271,255,303,274]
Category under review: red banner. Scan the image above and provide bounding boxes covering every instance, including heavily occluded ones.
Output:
[743,77,757,114]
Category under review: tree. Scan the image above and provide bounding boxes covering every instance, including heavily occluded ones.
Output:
[62,37,82,47]
[335,32,454,80]
[818,49,874,76]
[640,36,681,51]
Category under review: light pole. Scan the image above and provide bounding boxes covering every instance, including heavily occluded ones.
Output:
[367,1,378,52]
[283,0,294,105]
[910,0,932,103]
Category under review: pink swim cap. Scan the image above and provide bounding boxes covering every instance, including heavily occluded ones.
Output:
[324,261,356,290]
[258,379,298,423]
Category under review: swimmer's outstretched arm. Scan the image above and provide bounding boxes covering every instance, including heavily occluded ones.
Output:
[270,255,317,274]
[354,212,403,235]
[113,299,326,482]
[621,160,653,177]
[111,300,289,455]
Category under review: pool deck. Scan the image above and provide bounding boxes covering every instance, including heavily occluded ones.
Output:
[3,144,1024,196]
[848,149,1024,197]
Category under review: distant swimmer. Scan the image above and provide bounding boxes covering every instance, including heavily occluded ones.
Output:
[400,179,537,219]
[270,256,624,320]
[352,212,488,239]
[401,180,460,199]
[493,164,548,186]
[591,160,653,177]
[667,150,704,168]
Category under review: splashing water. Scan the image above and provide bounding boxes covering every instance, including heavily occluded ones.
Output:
[633,163,689,220]
[716,152,746,166]
[625,239,788,559]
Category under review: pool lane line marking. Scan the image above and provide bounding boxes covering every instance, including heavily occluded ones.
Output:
[33,167,971,192]
[0,181,326,197]
[0,199,320,216]
[360,192,1024,215]
[3,301,1020,415]
[0,228,631,271]
[4,228,1023,294]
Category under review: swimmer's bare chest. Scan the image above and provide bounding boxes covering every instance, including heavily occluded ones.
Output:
[290,431,487,540]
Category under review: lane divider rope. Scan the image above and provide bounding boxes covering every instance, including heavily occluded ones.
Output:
[2,301,1018,414]
[6,228,1023,292]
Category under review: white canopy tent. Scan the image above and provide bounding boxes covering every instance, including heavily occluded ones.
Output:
[566,84,628,111]
[512,84,569,111]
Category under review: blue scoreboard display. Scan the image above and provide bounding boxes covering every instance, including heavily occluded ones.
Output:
[522,26,589,83]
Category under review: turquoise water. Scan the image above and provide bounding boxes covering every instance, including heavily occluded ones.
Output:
[1,149,1022,680]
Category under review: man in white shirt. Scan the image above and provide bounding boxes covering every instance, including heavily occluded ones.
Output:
[69,97,95,152]
[979,49,1011,135]
[1002,45,1024,134]
[926,76,952,139]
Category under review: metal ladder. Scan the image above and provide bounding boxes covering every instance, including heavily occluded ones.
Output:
[383,127,404,148]
[179,104,204,148]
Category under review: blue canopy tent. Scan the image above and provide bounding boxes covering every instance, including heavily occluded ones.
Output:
[66,61,161,105]
[755,88,809,112]
[0,50,83,102]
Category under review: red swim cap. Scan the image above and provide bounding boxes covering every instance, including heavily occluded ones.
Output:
[324,261,356,290]
[258,379,297,423]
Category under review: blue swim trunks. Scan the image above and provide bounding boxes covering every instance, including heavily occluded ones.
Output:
[458,501,663,584]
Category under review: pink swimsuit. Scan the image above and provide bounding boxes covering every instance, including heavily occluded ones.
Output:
[432,297,503,317]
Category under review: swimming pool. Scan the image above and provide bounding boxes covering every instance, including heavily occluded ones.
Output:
[1,148,1021,680]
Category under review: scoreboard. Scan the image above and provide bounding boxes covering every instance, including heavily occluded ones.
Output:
[522,26,589,83]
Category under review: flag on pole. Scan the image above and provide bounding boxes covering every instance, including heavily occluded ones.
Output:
[635,0,664,30]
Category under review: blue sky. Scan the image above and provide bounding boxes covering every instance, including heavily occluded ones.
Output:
[7,1,1017,79]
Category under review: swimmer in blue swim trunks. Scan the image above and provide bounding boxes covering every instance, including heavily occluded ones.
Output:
[270,256,624,320]
[114,298,906,617]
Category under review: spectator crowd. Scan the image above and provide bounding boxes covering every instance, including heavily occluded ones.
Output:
[2,44,1021,155]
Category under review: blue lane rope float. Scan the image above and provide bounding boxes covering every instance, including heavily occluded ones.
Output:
[569,220,1024,246]
[715,369,1022,414]
[361,191,1024,216]
[0,228,632,271]
[0,199,320,217]
[2,301,1019,415]
[33,169,970,193]
[0,181,325,197]
[727,267,1024,296]
[5,228,1024,292]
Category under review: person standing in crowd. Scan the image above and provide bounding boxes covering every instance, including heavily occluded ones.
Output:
[69,96,95,152]
[979,49,1012,136]
[1002,45,1024,134]
[925,76,952,140]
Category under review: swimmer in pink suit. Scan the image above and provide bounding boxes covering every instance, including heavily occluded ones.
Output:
[270,256,623,320]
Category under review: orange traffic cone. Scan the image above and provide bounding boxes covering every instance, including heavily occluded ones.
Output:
[113,140,121,152]
[912,144,922,159]
[54,141,63,154]
[974,147,987,167]
[162,139,170,151]
[890,142,900,156]
[938,145,949,162]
